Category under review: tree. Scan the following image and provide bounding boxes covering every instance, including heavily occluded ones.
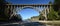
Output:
[45,1,60,20]
[53,0,60,11]
[47,7,59,20]
[9,14,22,22]
[53,0,60,19]
[39,14,45,20]
[0,0,9,22]
[53,0,60,14]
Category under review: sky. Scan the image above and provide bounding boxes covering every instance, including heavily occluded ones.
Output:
[6,0,54,4]
[6,0,54,20]
[17,8,39,20]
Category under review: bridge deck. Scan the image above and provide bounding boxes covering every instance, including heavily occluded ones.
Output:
[5,4,52,6]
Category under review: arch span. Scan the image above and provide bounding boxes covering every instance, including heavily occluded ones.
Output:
[14,6,41,14]
[5,4,51,20]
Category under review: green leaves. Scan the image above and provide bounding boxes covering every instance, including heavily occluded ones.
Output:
[47,6,60,20]
[0,0,10,22]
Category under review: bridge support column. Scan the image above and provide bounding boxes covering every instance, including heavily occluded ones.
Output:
[10,5,13,16]
[47,5,49,13]
[39,6,41,13]
[13,5,16,15]
[44,5,47,21]
[7,5,11,17]
[7,5,10,9]
[9,5,16,19]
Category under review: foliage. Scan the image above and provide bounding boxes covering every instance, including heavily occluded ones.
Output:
[52,0,60,20]
[47,0,60,20]
[0,0,22,22]
[53,0,60,15]
[0,0,9,22]
[39,14,45,20]
[47,7,60,20]
[53,4,60,11]
[9,14,22,22]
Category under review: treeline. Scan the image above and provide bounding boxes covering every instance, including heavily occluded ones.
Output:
[39,0,60,20]
[0,0,22,22]
[0,0,9,22]
[47,0,60,20]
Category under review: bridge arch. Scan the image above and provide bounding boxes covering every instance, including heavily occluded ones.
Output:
[5,4,51,20]
[13,6,41,14]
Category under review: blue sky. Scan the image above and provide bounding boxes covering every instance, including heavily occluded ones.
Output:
[6,0,54,20]
[17,8,39,20]
[6,0,54,4]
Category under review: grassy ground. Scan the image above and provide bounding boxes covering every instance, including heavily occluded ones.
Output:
[39,21,60,24]
[39,21,60,26]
